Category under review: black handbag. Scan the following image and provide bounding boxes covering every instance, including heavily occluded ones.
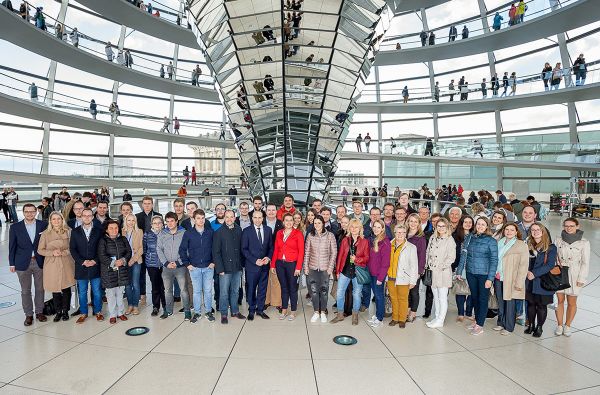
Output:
[422,268,433,287]
[541,262,570,292]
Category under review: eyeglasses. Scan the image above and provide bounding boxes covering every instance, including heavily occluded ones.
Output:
[437,224,446,228]
[23,210,37,214]
[563,225,576,228]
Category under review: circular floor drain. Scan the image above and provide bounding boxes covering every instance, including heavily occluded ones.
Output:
[125,327,150,336]
[333,335,358,346]
[0,301,16,309]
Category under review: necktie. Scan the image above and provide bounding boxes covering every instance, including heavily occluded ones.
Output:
[257,227,263,244]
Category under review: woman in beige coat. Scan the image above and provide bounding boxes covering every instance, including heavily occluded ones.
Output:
[38,211,75,322]
[554,217,591,337]
[493,222,528,335]
[123,214,144,315]
[425,218,456,328]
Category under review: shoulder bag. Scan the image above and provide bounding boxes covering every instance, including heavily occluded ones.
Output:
[352,240,371,285]
[540,252,570,292]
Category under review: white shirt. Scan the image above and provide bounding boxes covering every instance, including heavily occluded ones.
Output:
[82,224,93,241]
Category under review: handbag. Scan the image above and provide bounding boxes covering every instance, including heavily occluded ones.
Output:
[355,265,371,285]
[422,267,433,287]
[452,277,470,295]
[488,288,498,310]
[540,254,570,291]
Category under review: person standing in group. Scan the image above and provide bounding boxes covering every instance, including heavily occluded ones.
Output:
[8,204,47,326]
[364,133,372,153]
[303,215,337,323]
[136,196,160,305]
[508,72,517,96]
[402,86,409,103]
[493,222,529,335]
[492,12,503,31]
[38,212,75,322]
[180,209,216,323]
[554,218,590,337]
[264,203,284,311]
[456,217,498,335]
[355,134,363,152]
[551,62,563,90]
[105,42,114,61]
[157,212,190,320]
[98,220,131,324]
[387,224,418,328]
[69,208,103,323]
[122,214,143,315]
[573,54,587,86]
[213,210,245,324]
[406,213,428,322]
[448,25,457,41]
[89,99,98,119]
[242,210,273,320]
[144,215,166,316]
[365,220,391,327]
[448,80,455,101]
[331,218,369,325]
[453,215,474,322]
[271,213,305,321]
[541,62,553,91]
[500,72,509,97]
[425,218,456,328]
[524,223,556,337]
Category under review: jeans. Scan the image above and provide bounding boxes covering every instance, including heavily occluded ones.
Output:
[276,261,299,311]
[308,270,329,312]
[456,294,473,317]
[126,263,141,307]
[466,272,489,327]
[432,287,449,324]
[16,259,44,316]
[575,73,586,86]
[162,266,190,313]
[8,204,17,222]
[495,279,517,332]
[219,271,241,316]
[106,286,125,318]
[190,266,214,314]
[77,278,102,315]
[147,267,166,310]
[371,276,385,321]
[361,280,371,308]
[336,273,362,313]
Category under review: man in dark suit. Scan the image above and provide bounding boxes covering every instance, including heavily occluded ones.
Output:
[135,196,161,303]
[69,208,104,323]
[242,210,273,320]
[8,203,47,326]
[320,207,339,234]
[67,200,85,229]
[248,195,266,219]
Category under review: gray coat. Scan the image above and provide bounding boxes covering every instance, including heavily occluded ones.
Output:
[157,227,186,267]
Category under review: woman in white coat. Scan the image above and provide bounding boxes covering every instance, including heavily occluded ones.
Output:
[425,218,456,328]
[554,217,590,337]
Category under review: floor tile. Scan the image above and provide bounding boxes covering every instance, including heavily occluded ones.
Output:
[0,294,26,317]
[538,331,600,372]
[307,322,392,360]
[437,318,530,350]
[554,384,600,394]
[0,325,23,343]
[0,284,19,298]
[0,310,51,332]
[31,316,111,343]
[0,334,78,382]
[398,351,529,395]
[212,358,317,395]
[473,342,600,393]
[106,353,226,395]
[314,357,422,394]
[231,323,311,360]
[0,384,60,394]
[584,325,600,337]
[12,343,146,394]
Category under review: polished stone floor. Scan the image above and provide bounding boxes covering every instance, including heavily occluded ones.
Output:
[0,215,598,394]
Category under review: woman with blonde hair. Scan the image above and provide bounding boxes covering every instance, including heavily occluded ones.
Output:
[38,211,75,322]
[425,217,456,328]
[331,218,370,325]
[554,217,590,337]
[293,211,305,234]
[123,213,144,315]
[406,213,427,322]
[470,202,487,222]
[387,224,418,328]
[366,219,391,327]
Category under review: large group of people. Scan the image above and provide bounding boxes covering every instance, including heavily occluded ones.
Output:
[7,186,590,340]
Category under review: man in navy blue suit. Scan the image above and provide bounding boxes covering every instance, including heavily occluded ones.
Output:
[241,210,273,320]
[8,203,47,326]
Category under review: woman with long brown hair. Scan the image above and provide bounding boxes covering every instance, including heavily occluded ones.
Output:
[366,219,391,328]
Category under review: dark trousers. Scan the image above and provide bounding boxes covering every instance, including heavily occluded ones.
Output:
[495,279,516,331]
[456,294,473,317]
[52,287,72,313]
[246,267,268,313]
[466,272,488,327]
[526,292,550,329]
[275,260,298,311]
[410,276,432,314]
[361,281,371,308]
[213,270,220,310]
[139,261,147,296]
[308,269,329,312]
[147,267,166,310]
[371,276,385,321]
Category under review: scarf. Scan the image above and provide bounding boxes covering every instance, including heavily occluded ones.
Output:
[561,229,583,245]
[496,237,517,281]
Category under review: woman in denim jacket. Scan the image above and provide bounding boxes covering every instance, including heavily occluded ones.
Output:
[456,217,498,336]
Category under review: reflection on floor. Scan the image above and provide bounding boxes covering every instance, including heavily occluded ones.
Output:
[0,215,599,394]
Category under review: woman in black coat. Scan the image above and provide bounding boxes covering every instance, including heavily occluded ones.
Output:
[98,220,132,324]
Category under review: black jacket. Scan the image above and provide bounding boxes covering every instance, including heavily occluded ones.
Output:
[136,210,161,233]
[98,235,132,288]
[212,224,243,274]
[69,225,103,280]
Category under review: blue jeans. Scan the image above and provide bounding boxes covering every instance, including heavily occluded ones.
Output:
[466,272,489,327]
[77,277,102,315]
[126,263,141,307]
[371,276,385,321]
[455,294,473,317]
[8,205,17,222]
[361,280,371,308]
[219,271,241,316]
[336,273,362,313]
[189,266,214,314]
[162,266,190,313]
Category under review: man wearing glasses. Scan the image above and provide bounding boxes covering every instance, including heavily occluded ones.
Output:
[8,204,47,326]
[211,203,227,231]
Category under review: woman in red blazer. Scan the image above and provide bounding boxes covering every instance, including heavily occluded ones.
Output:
[271,213,305,320]
[331,218,370,325]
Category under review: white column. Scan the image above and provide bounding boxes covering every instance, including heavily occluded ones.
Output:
[375,66,383,187]
[108,25,127,181]
[421,8,439,190]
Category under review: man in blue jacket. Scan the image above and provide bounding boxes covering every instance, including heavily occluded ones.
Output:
[69,208,104,323]
[242,210,273,320]
[179,209,215,323]
[8,203,47,326]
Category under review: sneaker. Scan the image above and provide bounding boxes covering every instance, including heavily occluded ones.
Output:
[310,312,320,323]
[493,325,504,331]
[369,319,383,328]
[221,316,228,324]
[184,312,192,321]
[320,312,328,323]
[190,313,201,323]
[159,311,171,319]
[425,319,437,328]
[563,325,572,337]
[500,329,511,336]
[205,312,215,322]
[428,320,443,329]
[470,325,484,336]
[367,315,377,324]
[466,322,477,330]
[516,316,525,326]
[151,308,159,317]
[554,325,564,336]
[456,316,464,323]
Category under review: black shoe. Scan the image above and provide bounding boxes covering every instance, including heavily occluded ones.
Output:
[206,312,215,322]
[211,308,215,314]
[423,314,430,319]
[61,311,69,321]
[233,312,246,320]
[184,312,192,321]
[190,313,200,323]
[70,308,81,317]
[174,297,181,302]
[248,312,255,321]
[221,316,228,324]
[324,309,328,315]
[159,311,170,319]
[178,307,184,313]
[53,312,62,322]
[524,325,534,334]
[151,308,159,316]
[533,326,543,338]
[258,312,270,319]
